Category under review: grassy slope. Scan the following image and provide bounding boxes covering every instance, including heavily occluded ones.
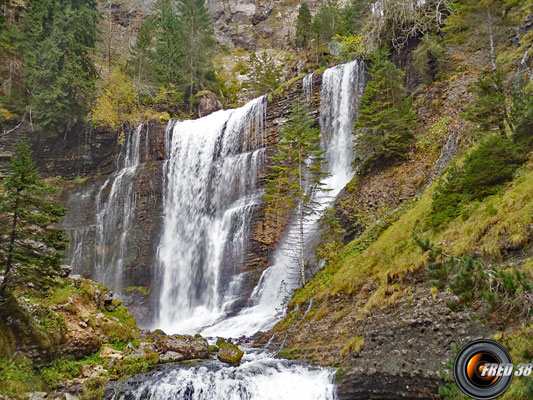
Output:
[290,157,533,311]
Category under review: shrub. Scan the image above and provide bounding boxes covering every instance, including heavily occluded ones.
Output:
[92,68,142,131]
[430,136,525,229]
[82,376,108,400]
[40,354,103,389]
[415,237,533,317]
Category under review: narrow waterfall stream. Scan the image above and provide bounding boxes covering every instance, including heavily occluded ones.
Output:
[66,124,145,293]
[95,125,143,290]
[117,60,365,400]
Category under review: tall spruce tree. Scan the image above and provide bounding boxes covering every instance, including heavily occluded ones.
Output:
[0,142,68,303]
[266,104,328,285]
[150,0,215,107]
[178,0,215,104]
[353,49,415,173]
[295,3,312,48]
[151,0,184,88]
[130,15,156,93]
[22,0,99,135]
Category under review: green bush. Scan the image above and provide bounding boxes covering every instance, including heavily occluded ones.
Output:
[415,237,532,316]
[108,353,158,377]
[82,376,108,400]
[430,136,525,229]
[40,354,102,389]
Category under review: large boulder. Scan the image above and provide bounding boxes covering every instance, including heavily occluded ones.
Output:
[152,333,209,360]
[216,339,244,367]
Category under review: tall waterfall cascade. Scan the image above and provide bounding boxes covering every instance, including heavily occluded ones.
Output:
[119,59,365,400]
[157,96,268,334]
[199,59,365,338]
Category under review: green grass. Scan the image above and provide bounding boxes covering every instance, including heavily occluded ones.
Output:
[340,335,364,358]
[288,157,533,317]
[40,354,103,389]
[0,356,44,397]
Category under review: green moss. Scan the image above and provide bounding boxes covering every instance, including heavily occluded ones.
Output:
[103,305,138,343]
[269,74,305,101]
[0,356,44,397]
[276,349,299,360]
[208,345,219,353]
[217,341,244,366]
[82,376,108,400]
[108,353,159,377]
[40,354,103,389]
[125,286,150,296]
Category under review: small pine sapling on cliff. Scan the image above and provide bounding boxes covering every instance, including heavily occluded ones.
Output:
[0,142,68,304]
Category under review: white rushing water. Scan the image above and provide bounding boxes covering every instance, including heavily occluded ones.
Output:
[201,59,365,338]
[117,349,337,400]
[157,96,267,334]
[143,60,364,400]
[66,125,145,292]
[94,125,143,290]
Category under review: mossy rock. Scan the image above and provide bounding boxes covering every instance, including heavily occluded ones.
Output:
[208,344,219,353]
[216,342,244,367]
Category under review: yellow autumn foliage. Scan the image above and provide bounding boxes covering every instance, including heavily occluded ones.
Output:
[92,68,142,131]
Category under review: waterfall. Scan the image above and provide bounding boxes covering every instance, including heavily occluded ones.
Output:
[303,72,314,99]
[94,125,143,291]
[200,59,365,338]
[114,350,337,400]
[157,96,267,334]
[122,60,366,400]
[66,125,144,293]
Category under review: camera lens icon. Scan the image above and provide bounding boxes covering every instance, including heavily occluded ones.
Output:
[454,339,513,399]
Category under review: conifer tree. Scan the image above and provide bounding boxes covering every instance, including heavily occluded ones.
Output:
[247,52,282,95]
[178,0,216,104]
[462,71,510,136]
[22,0,99,135]
[353,50,416,173]
[130,15,156,94]
[150,0,215,107]
[151,0,183,88]
[0,142,68,303]
[266,104,328,285]
[295,3,312,48]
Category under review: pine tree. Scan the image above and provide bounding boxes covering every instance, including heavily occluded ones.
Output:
[266,104,328,285]
[150,0,215,107]
[151,0,183,88]
[247,52,282,95]
[130,15,156,95]
[462,71,510,135]
[510,75,533,148]
[353,49,416,173]
[177,0,216,105]
[295,3,312,48]
[22,0,99,135]
[0,142,68,303]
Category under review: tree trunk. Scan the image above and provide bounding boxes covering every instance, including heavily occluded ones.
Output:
[0,194,20,301]
[298,152,305,286]
[487,6,497,71]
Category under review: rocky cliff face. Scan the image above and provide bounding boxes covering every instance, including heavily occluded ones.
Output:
[3,73,324,328]
[107,0,333,52]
